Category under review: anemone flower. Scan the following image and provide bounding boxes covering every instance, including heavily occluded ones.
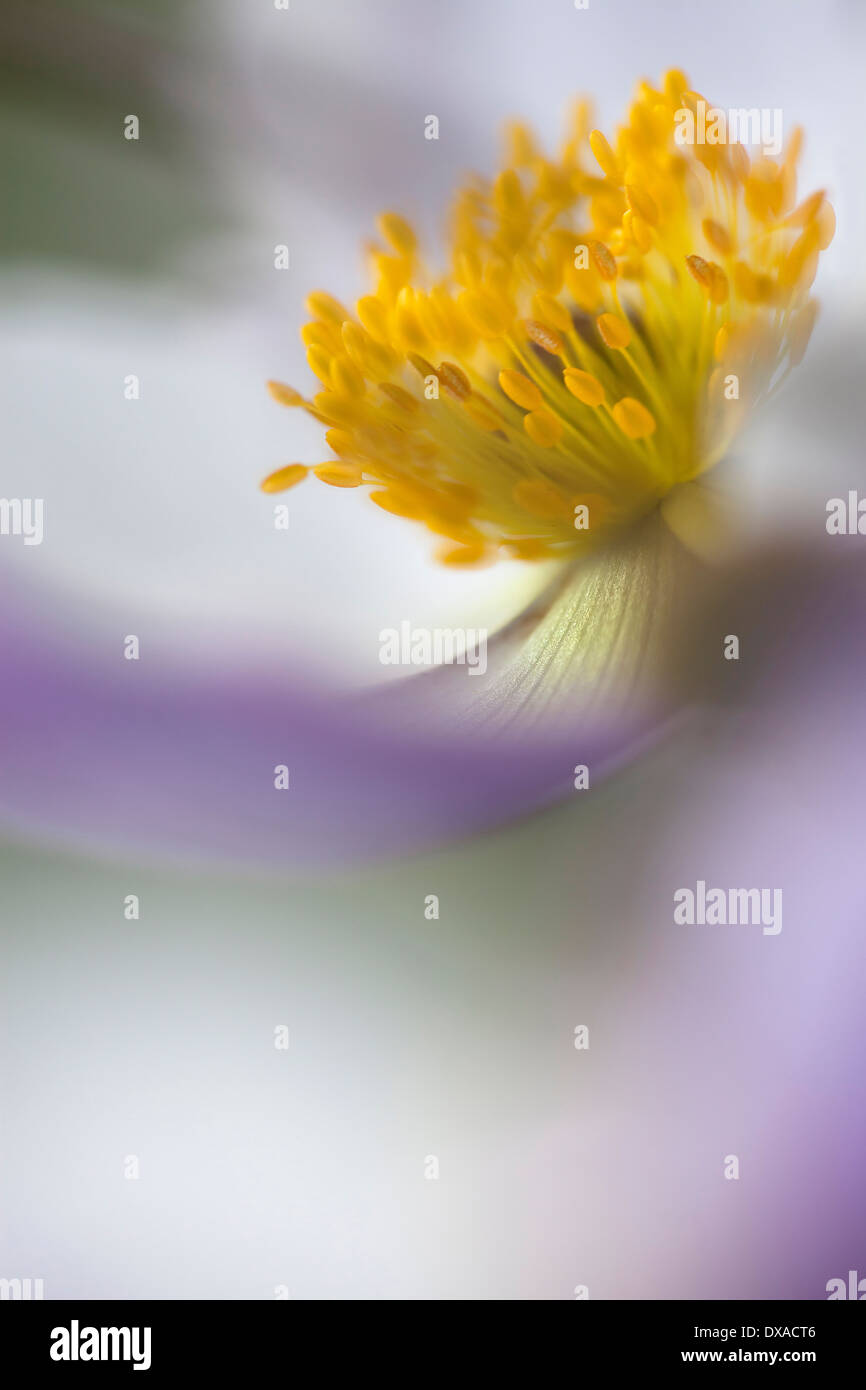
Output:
[255,66,833,733]
[0,71,839,868]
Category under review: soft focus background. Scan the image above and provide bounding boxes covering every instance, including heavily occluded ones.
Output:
[1,0,865,1299]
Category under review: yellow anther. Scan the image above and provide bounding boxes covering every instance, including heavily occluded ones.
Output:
[306,345,334,386]
[783,126,804,172]
[663,68,689,105]
[267,380,305,407]
[524,319,565,355]
[436,541,489,567]
[612,398,656,440]
[587,239,618,281]
[301,321,342,353]
[393,288,428,350]
[369,488,425,519]
[494,168,525,215]
[563,368,606,407]
[378,382,420,413]
[374,253,412,300]
[702,219,732,255]
[407,352,438,382]
[531,292,573,334]
[313,463,363,488]
[356,295,391,342]
[425,516,484,547]
[330,357,366,398]
[260,463,309,494]
[815,200,836,250]
[505,121,537,165]
[628,102,659,152]
[498,370,545,412]
[624,210,653,253]
[377,212,417,258]
[523,410,564,448]
[786,190,825,228]
[340,320,367,364]
[625,185,659,226]
[685,255,728,303]
[732,261,775,305]
[324,428,360,459]
[438,361,472,402]
[412,290,450,344]
[305,291,350,324]
[779,227,819,290]
[313,390,363,426]
[685,254,712,289]
[745,171,783,222]
[589,129,620,180]
[597,312,631,349]
[341,320,391,377]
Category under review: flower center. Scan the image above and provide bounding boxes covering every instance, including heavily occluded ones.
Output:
[263,68,833,567]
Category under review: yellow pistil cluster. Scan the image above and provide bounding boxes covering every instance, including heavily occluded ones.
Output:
[263,69,834,566]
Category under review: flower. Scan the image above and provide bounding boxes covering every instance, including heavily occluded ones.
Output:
[0,72,845,871]
[262,68,834,567]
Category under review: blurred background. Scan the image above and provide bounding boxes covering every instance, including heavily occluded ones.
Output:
[1,0,865,1299]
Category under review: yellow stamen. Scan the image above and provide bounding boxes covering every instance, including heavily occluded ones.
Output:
[438,362,472,402]
[702,219,733,255]
[378,212,417,258]
[267,380,305,407]
[597,313,631,350]
[370,488,425,519]
[625,185,659,227]
[589,129,620,180]
[563,368,606,407]
[330,358,366,398]
[305,291,350,324]
[588,239,618,281]
[378,382,420,413]
[499,369,545,411]
[313,463,362,488]
[436,540,489,567]
[261,464,309,493]
[524,409,564,448]
[268,70,833,564]
[531,292,574,334]
[612,398,656,440]
[686,255,729,304]
[524,319,565,355]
